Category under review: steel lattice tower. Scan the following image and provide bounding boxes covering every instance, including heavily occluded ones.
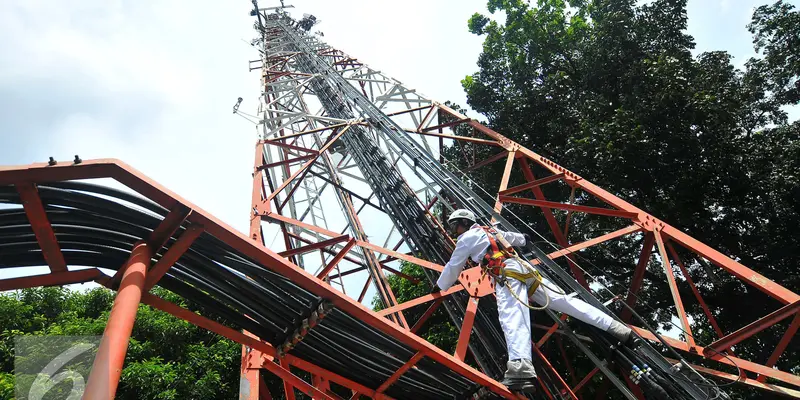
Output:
[240,3,800,400]
[0,2,797,400]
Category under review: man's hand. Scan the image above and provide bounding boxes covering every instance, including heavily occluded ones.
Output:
[523,233,533,247]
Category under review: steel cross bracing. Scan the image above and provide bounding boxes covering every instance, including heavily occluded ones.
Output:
[254,25,409,329]
[239,5,800,400]
[250,12,703,400]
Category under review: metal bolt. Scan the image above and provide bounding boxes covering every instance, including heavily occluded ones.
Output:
[74,155,82,164]
[48,157,57,166]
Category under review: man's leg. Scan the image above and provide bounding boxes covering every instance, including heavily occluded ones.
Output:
[495,265,536,392]
[530,277,613,330]
[529,278,631,342]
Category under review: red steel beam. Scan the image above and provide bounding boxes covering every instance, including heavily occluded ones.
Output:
[15,182,67,273]
[386,104,432,117]
[139,292,385,399]
[556,335,579,387]
[707,299,800,353]
[279,235,349,258]
[380,264,420,285]
[664,357,800,398]
[532,346,579,400]
[465,150,508,173]
[264,122,350,142]
[572,367,600,393]
[148,204,192,251]
[420,118,472,133]
[281,357,298,400]
[758,313,800,382]
[518,158,589,288]
[357,278,372,303]
[499,173,566,197]
[242,367,261,400]
[654,231,695,348]
[667,241,725,338]
[537,376,556,400]
[498,196,640,220]
[454,297,479,361]
[663,226,799,304]
[376,352,425,394]
[535,315,569,348]
[144,224,204,291]
[110,203,191,288]
[417,106,437,131]
[327,266,366,280]
[260,155,316,171]
[311,375,337,400]
[252,142,268,230]
[403,129,502,147]
[621,233,656,322]
[316,239,357,279]
[287,233,365,268]
[410,298,445,334]
[356,240,444,273]
[265,212,342,238]
[260,138,320,155]
[377,286,465,317]
[266,125,350,203]
[307,170,384,212]
[632,327,800,386]
[84,241,150,399]
[0,268,101,291]
[245,141,267,400]
[493,152,516,214]
[530,225,641,266]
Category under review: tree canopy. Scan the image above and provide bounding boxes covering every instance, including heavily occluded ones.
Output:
[1,287,241,400]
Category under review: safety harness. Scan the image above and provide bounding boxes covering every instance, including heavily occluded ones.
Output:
[480,226,543,297]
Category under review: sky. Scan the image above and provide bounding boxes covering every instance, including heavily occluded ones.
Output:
[0,0,796,294]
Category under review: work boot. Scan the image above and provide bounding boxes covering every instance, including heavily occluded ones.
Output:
[500,359,537,393]
[607,320,633,344]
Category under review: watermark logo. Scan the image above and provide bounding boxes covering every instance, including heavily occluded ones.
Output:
[15,336,100,400]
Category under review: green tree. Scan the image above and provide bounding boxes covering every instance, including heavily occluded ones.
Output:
[372,262,459,354]
[0,287,243,400]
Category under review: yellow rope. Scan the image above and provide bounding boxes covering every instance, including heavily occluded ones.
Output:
[496,255,568,311]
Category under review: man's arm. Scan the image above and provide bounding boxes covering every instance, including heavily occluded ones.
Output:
[436,234,476,290]
[499,229,527,247]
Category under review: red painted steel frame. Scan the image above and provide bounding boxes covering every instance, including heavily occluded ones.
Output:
[16,182,67,273]
[248,93,800,397]
[84,241,150,399]
[0,269,101,291]
[4,102,800,398]
[0,159,521,399]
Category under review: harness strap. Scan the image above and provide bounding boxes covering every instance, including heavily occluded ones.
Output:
[479,226,542,296]
[504,269,543,297]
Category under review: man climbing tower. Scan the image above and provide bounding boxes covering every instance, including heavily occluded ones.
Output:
[436,209,634,393]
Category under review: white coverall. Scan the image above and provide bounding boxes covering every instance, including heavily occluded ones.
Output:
[436,224,614,361]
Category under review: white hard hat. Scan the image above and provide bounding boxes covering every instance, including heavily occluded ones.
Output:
[447,209,476,225]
